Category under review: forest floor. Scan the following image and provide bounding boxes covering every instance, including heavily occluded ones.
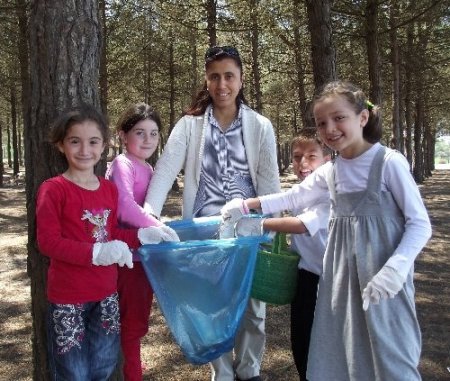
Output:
[0,167,449,380]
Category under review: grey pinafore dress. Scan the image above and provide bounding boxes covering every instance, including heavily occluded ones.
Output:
[307,146,422,381]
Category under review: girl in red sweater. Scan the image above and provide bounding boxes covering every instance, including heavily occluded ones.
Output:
[36,104,157,380]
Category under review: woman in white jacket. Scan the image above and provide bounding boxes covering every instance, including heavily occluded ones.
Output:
[144,46,280,381]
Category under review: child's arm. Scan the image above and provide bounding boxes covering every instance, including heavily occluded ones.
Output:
[362,152,432,310]
[236,200,329,237]
[108,157,161,228]
[258,163,330,215]
[382,152,432,278]
[144,118,190,217]
[36,180,134,267]
[222,164,330,225]
[263,216,308,234]
[263,200,329,235]
[36,181,93,266]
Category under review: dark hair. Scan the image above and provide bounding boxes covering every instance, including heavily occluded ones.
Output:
[116,102,162,133]
[312,81,382,143]
[291,134,332,156]
[184,45,248,116]
[49,103,109,145]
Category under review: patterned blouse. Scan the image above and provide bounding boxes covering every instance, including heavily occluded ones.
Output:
[193,105,256,217]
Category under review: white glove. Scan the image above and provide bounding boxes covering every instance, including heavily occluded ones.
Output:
[138,225,180,244]
[92,240,133,269]
[362,266,405,311]
[220,198,250,224]
[219,218,236,239]
[235,217,266,237]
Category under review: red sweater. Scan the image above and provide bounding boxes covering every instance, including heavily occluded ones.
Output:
[36,175,140,304]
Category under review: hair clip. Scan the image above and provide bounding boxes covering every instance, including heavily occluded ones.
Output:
[365,100,374,111]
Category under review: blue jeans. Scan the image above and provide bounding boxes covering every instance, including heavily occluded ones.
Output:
[47,292,120,381]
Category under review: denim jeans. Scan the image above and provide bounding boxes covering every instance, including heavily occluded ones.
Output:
[47,292,121,381]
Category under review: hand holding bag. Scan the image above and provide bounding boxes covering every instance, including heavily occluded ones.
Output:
[251,232,299,305]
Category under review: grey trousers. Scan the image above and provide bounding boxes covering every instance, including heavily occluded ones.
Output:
[210,298,266,381]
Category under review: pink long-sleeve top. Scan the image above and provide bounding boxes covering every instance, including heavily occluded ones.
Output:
[106,153,161,229]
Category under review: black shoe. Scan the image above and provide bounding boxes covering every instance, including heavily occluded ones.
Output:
[235,377,262,381]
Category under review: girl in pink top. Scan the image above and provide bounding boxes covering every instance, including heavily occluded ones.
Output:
[106,103,178,380]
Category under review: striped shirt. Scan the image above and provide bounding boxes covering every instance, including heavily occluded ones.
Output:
[193,106,256,217]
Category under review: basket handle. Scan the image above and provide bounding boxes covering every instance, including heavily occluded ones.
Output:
[273,233,288,254]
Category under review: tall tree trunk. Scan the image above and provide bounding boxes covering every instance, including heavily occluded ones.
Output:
[17,116,24,167]
[305,0,336,91]
[7,117,12,167]
[413,98,424,183]
[205,0,217,47]
[390,2,401,151]
[10,84,20,176]
[423,111,434,177]
[365,0,382,105]
[168,32,179,192]
[293,0,308,128]
[143,6,154,107]
[99,0,108,115]
[189,25,199,98]
[168,32,176,133]
[276,103,282,173]
[412,21,430,182]
[426,120,435,174]
[16,0,30,172]
[404,24,413,166]
[27,1,102,379]
[250,0,262,113]
[0,120,3,187]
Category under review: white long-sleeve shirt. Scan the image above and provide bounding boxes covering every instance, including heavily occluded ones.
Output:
[260,143,432,279]
[260,181,329,275]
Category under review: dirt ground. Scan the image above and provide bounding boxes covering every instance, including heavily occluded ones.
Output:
[0,168,448,380]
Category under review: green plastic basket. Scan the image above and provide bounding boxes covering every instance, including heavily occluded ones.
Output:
[251,233,299,305]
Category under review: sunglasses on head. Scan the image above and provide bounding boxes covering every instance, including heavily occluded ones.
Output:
[205,46,240,60]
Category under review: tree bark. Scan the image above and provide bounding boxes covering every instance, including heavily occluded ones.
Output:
[390,2,401,151]
[404,24,413,166]
[189,26,199,99]
[169,31,176,132]
[7,117,12,167]
[365,0,382,105]
[0,120,3,187]
[205,0,217,47]
[27,1,102,379]
[412,21,430,183]
[293,0,308,128]
[16,0,30,173]
[99,0,108,115]
[305,0,336,91]
[10,84,20,176]
[413,97,424,183]
[250,0,263,113]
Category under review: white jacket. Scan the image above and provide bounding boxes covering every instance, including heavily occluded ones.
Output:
[144,104,281,218]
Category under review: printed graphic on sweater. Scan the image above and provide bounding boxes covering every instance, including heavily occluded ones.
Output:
[81,209,111,242]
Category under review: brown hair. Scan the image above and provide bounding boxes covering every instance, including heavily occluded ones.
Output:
[312,81,382,143]
[49,103,109,145]
[291,134,332,156]
[116,102,162,133]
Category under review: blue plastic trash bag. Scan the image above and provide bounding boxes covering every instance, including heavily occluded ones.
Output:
[138,217,269,365]
[166,215,223,241]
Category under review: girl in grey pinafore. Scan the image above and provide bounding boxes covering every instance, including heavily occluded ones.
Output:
[307,146,422,381]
